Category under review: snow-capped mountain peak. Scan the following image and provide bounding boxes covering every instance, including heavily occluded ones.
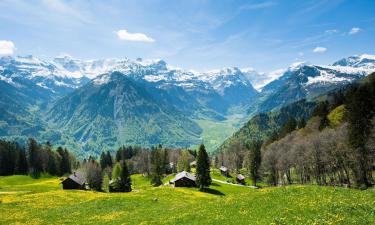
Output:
[289,61,308,71]
[332,54,375,70]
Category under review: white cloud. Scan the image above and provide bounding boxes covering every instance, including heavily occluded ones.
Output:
[349,27,361,35]
[313,46,327,53]
[0,40,15,55]
[116,30,155,43]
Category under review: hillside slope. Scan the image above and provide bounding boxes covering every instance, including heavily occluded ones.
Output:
[1,175,374,225]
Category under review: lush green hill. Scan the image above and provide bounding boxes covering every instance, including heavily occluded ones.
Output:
[1,175,374,224]
[46,72,203,156]
[218,99,317,151]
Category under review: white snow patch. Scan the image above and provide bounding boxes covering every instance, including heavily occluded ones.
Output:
[0,75,14,84]
[323,65,373,75]
[306,70,351,85]
[93,74,111,85]
[289,61,307,71]
[143,75,167,82]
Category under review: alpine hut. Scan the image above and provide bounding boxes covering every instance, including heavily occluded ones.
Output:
[236,174,246,185]
[62,171,87,190]
[170,171,196,187]
[220,166,229,177]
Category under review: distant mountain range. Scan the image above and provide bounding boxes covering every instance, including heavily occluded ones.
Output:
[0,54,374,157]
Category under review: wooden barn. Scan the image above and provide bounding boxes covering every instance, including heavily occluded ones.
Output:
[170,171,196,187]
[220,166,229,177]
[62,171,87,190]
[236,174,246,185]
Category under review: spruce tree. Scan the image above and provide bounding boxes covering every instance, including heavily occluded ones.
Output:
[15,147,28,175]
[106,151,113,168]
[120,160,132,192]
[64,148,72,174]
[150,148,163,186]
[100,152,106,169]
[248,141,262,187]
[346,85,374,188]
[28,138,42,178]
[57,147,71,175]
[47,150,58,176]
[196,144,211,190]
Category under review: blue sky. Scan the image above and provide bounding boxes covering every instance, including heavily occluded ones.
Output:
[0,0,374,72]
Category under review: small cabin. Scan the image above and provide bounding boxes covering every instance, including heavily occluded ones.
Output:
[62,171,87,190]
[236,174,246,185]
[220,166,229,177]
[170,171,196,187]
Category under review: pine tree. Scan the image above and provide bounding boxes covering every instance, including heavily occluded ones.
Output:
[196,144,211,190]
[15,147,28,175]
[28,138,42,178]
[150,147,163,186]
[106,151,113,168]
[47,150,58,176]
[57,147,71,176]
[64,148,72,174]
[120,160,132,192]
[346,85,374,188]
[248,141,262,187]
[100,152,107,169]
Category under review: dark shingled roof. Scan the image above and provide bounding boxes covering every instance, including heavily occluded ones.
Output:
[68,171,87,185]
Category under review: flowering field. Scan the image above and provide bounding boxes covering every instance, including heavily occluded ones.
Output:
[0,175,374,224]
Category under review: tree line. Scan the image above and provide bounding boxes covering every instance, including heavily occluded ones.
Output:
[0,138,75,178]
[81,143,211,191]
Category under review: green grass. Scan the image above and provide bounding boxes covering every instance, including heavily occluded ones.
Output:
[1,175,375,224]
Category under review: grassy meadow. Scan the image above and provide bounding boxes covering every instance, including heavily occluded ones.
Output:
[1,175,375,225]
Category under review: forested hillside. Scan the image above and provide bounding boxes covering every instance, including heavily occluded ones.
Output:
[216,72,375,189]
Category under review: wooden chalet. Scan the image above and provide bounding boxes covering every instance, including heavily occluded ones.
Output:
[220,166,229,177]
[236,174,246,185]
[62,171,87,190]
[170,171,196,187]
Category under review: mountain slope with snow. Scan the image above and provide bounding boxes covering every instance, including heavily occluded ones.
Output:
[252,54,375,113]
